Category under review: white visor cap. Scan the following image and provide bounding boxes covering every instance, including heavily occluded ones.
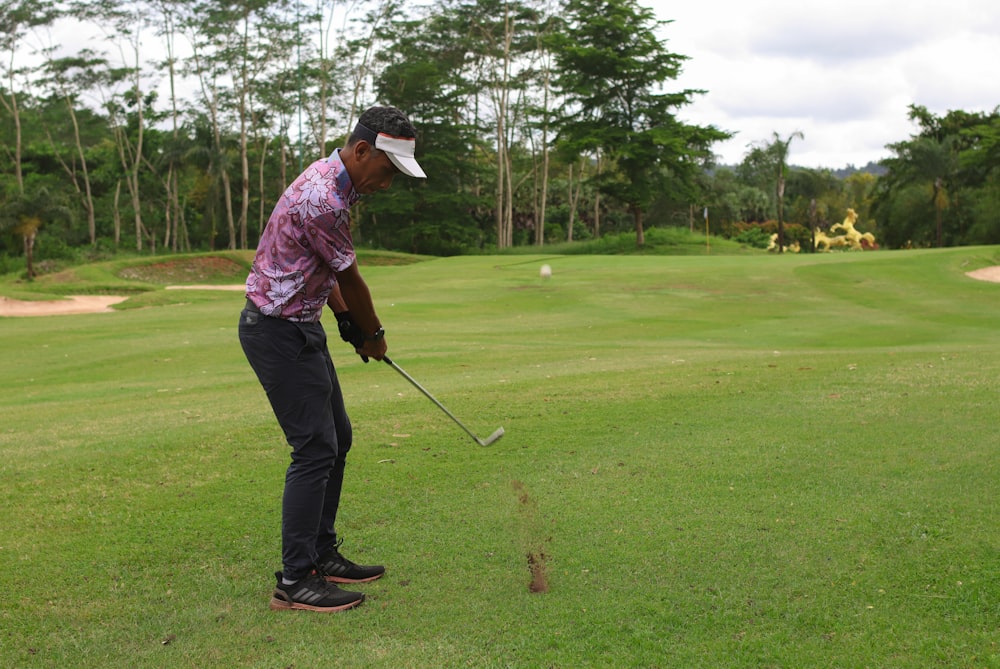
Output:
[375,133,426,179]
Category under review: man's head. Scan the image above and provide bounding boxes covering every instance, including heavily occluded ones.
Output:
[342,106,425,195]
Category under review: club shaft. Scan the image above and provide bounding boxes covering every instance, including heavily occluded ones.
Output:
[383,356,485,444]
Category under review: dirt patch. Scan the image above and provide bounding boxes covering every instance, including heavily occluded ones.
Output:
[118,255,246,284]
[966,266,1000,283]
[165,284,246,291]
[527,551,550,593]
[511,479,550,594]
[0,295,127,317]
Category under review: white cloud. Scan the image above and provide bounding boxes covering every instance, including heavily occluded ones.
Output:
[650,0,1000,167]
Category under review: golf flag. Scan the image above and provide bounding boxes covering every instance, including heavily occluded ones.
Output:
[704,207,710,253]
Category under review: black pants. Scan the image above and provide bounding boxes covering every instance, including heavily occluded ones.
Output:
[238,303,352,580]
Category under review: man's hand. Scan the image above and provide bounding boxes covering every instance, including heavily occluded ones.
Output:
[355,336,387,363]
[332,260,387,363]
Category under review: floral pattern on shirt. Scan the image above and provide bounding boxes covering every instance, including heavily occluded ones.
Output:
[292,166,333,221]
[245,151,360,322]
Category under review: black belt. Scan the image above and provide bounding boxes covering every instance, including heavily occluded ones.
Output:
[245,298,262,314]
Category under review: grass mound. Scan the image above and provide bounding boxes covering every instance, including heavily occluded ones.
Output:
[0,249,432,308]
[116,255,248,284]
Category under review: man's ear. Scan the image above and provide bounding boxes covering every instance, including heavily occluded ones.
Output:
[352,139,373,161]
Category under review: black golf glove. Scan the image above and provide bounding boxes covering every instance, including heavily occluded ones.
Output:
[335,311,366,349]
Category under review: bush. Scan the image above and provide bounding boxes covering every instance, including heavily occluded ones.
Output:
[726,221,812,249]
[732,227,772,249]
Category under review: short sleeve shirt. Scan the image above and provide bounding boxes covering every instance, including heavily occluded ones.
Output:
[245,150,361,322]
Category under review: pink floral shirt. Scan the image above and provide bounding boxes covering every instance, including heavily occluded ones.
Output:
[245,150,361,322]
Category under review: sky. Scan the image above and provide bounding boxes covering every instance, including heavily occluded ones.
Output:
[29,1,1000,171]
[647,0,1000,168]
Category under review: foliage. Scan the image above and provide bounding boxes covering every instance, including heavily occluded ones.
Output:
[0,5,997,261]
[731,225,772,249]
[874,104,1000,248]
[548,0,729,246]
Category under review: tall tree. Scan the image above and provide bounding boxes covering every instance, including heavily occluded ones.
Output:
[75,0,158,251]
[0,185,74,279]
[772,131,803,253]
[373,6,487,253]
[524,3,560,246]
[549,0,727,246]
[874,105,993,248]
[40,50,105,245]
[0,1,59,195]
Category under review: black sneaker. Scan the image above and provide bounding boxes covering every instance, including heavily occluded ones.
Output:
[269,571,365,612]
[315,539,385,584]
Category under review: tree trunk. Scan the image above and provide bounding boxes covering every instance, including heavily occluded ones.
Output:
[23,231,35,280]
[238,8,251,250]
[566,163,578,242]
[57,100,96,243]
[280,138,288,190]
[593,151,602,237]
[776,171,786,254]
[632,204,645,246]
[163,3,181,252]
[163,163,173,251]
[492,2,515,249]
[495,113,506,248]
[113,180,122,246]
[536,64,551,246]
[809,198,817,253]
[258,135,271,242]
[934,177,943,247]
[2,66,24,194]
[130,46,146,252]
[222,170,236,249]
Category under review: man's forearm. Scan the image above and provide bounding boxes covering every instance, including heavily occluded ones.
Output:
[333,262,381,337]
[327,283,349,313]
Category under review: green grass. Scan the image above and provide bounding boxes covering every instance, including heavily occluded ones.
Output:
[498,226,757,256]
[1,246,998,668]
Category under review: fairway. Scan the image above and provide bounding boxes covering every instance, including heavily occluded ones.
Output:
[1,247,998,668]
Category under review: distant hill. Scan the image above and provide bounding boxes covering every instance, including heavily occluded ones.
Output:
[828,161,888,179]
[712,161,888,178]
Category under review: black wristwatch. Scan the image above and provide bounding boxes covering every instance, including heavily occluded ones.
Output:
[366,327,385,341]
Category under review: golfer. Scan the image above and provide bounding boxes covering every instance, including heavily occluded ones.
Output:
[239,106,426,612]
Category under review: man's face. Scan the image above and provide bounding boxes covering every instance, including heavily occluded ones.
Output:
[352,144,400,195]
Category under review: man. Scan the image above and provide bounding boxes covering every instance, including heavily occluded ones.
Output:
[239,106,426,612]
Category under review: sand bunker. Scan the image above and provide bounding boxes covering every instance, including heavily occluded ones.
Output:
[0,285,244,317]
[0,295,128,317]
[965,265,1000,283]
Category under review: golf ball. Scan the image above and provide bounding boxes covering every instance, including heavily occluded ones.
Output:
[539,264,552,278]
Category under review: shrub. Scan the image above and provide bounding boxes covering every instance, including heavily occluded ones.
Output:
[732,227,772,249]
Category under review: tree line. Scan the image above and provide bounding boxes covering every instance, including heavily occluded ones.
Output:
[2,0,998,278]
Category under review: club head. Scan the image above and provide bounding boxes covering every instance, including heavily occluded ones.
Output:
[478,427,505,447]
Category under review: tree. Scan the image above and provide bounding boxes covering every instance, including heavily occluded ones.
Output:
[73,0,159,251]
[373,6,489,253]
[772,131,803,253]
[39,50,106,246]
[0,1,60,196]
[742,131,803,252]
[549,0,728,246]
[873,105,995,248]
[0,184,74,279]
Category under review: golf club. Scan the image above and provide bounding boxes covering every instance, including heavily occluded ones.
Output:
[383,356,505,447]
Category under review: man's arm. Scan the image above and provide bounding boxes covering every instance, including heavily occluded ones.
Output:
[327,282,349,313]
[332,260,387,361]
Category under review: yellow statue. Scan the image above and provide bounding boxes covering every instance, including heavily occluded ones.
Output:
[815,208,876,251]
[768,234,800,253]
